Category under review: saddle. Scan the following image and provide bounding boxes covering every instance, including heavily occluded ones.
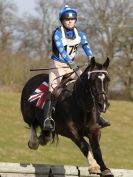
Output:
[28,75,75,109]
[52,75,76,100]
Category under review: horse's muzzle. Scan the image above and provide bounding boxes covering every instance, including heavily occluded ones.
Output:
[97,101,109,113]
[97,93,110,113]
[97,103,105,112]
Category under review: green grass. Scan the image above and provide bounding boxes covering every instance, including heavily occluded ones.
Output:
[0,91,133,169]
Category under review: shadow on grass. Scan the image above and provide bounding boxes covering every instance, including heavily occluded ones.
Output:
[20,163,66,177]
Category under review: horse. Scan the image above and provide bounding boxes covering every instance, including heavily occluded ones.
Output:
[20,57,114,177]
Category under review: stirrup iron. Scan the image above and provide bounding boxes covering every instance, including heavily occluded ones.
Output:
[44,117,55,131]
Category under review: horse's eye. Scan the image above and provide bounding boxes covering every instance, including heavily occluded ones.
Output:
[104,75,110,82]
[107,77,110,82]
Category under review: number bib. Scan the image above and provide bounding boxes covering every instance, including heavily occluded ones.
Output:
[60,26,81,59]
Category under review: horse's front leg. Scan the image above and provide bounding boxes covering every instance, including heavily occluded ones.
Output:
[28,125,39,150]
[89,131,114,177]
[69,132,101,174]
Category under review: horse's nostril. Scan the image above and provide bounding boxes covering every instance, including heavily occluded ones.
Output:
[98,103,103,109]
[107,102,110,107]
[98,102,106,112]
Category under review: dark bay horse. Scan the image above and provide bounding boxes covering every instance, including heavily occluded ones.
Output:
[21,57,114,177]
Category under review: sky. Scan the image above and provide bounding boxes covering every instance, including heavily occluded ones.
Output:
[13,0,36,16]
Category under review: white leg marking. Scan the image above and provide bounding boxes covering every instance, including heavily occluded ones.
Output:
[87,151,101,173]
[29,125,37,142]
[28,125,39,149]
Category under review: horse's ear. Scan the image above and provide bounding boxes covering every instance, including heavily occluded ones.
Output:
[90,57,96,66]
[103,57,110,68]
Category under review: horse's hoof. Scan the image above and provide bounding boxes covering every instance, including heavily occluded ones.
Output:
[39,134,52,146]
[39,136,49,145]
[101,169,114,177]
[89,167,101,175]
[28,140,39,150]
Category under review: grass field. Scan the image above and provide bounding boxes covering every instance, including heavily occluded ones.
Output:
[0,91,133,169]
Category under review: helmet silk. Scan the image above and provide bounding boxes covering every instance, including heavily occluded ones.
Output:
[59,5,77,22]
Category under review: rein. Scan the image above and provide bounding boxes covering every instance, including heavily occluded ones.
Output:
[30,64,86,91]
[51,70,76,91]
[51,66,84,91]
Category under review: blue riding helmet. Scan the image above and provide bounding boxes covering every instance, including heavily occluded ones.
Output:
[59,5,77,22]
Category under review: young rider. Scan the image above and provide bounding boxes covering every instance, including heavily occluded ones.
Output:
[43,5,110,131]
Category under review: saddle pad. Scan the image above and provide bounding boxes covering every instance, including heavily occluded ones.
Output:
[28,81,49,109]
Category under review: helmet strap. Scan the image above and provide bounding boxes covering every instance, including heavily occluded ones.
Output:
[62,24,75,30]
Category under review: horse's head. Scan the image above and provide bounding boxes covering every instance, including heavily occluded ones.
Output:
[86,57,110,113]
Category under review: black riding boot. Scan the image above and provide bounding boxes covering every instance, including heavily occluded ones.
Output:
[43,91,54,131]
[98,116,111,128]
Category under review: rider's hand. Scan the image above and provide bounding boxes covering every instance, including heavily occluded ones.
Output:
[88,56,94,65]
[67,61,79,70]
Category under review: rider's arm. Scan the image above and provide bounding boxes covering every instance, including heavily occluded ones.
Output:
[53,30,71,63]
[79,32,93,59]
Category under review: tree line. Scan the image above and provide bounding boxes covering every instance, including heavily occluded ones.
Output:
[0,0,133,100]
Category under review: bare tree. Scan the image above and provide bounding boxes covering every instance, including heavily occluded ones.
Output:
[16,0,62,60]
[69,0,133,99]
[1,0,132,98]
[73,0,132,59]
[111,26,133,100]
[0,0,17,52]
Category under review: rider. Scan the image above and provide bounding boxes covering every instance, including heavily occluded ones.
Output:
[43,5,110,131]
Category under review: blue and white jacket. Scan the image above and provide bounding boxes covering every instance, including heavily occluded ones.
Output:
[51,26,93,63]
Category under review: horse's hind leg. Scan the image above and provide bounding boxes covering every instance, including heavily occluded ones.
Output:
[28,125,39,150]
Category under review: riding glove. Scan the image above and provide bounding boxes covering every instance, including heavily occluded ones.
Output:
[67,61,78,70]
[88,56,94,65]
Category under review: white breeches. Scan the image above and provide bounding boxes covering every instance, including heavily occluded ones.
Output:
[49,60,82,92]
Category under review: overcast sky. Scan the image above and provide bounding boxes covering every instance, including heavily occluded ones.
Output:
[13,0,36,15]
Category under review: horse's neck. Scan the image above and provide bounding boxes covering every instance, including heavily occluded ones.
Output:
[73,79,94,111]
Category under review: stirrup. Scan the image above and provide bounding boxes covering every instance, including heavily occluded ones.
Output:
[43,117,55,131]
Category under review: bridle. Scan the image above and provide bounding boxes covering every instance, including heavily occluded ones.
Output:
[88,70,109,112]
[88,70,108,79]
[90,70,108,95]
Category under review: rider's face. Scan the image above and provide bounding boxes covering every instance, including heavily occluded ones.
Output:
[62,18,76,29]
